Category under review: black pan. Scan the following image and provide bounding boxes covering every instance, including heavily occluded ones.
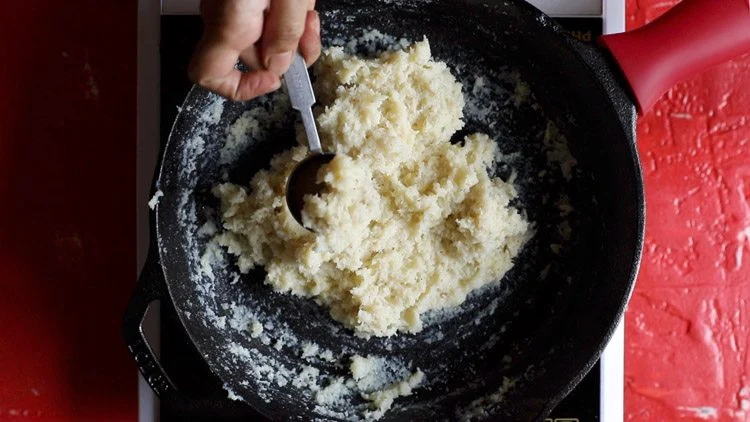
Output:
[124,0,749,420]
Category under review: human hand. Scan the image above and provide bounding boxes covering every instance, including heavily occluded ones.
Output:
[188,0,321,101]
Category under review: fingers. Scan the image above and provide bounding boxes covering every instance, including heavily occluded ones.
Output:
[189,0,321,101]
[189,37,281,101]
[201,0,267,51]
[239,46,263,70]
[298,10,321,66]
[232,71,282,101]
[261,0,313,74]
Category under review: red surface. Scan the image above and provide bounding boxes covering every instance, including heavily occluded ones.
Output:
[600,0,750,113]
[625,1,750,421]
[0,1,137,421]
[0,0,747,421]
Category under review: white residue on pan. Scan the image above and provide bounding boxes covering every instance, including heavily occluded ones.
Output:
[171,26,580,420]
[464,74,532,131]
[418,283,504,330]
[329,28,411,54]
[147,190,163,209]
[454,47,578,183]
[174,91,230,332]
[218,300,425,420]
[224,384,243,401]
[544,120,577,181]
[199,239,223,282]
[200,97,225,124]
[219,94,290,165]
[455,376,517,421]
[361,369,424,420]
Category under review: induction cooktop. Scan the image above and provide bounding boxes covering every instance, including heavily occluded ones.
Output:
[135,1,626,420]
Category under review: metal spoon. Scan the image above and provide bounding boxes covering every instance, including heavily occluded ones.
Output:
[283,53,335,227]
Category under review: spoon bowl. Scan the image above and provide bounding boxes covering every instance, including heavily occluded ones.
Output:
[285,152,336,227]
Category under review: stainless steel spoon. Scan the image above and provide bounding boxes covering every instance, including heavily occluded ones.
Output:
[283,53,335,227]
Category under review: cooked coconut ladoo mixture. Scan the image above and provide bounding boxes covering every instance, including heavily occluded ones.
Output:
[213,40,531,338]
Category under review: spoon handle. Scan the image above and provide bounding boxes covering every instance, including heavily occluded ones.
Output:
[299,107,322,154]
[283,53,322,154]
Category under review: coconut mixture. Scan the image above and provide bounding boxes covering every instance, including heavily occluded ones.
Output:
[213,39,531,338]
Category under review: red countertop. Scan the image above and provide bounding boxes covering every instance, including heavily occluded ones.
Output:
[625,2,750,420]
[0,1,747,421]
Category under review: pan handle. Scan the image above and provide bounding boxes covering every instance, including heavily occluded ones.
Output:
[599,0,750,114]
[122,249,179,400]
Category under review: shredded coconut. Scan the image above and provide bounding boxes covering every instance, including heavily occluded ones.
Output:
[214,40,531,338]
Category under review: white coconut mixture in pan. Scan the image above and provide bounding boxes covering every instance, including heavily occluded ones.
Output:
[213,40,532,339]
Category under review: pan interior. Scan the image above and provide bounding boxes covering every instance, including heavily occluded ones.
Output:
[155,0,641,420]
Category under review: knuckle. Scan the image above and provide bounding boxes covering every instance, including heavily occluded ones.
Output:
[247,78,263,96]
[237,75,264,100]
[230,90,244,102]
[272,24,304,45]
[230,83,246,101]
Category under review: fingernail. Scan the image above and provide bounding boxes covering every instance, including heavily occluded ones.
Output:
[266,51,293,75]
[271,78,282,90]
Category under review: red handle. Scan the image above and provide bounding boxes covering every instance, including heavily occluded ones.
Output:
[599,0,750,114]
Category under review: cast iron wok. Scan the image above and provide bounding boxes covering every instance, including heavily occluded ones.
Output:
[124,0,750,420]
